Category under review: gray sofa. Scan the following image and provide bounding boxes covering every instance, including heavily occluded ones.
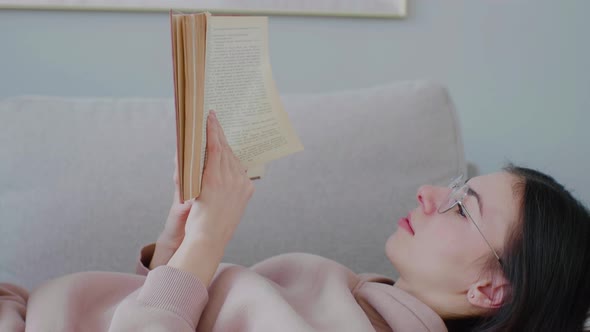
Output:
[0,81,466,290]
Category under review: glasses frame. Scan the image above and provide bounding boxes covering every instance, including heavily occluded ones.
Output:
[437,175,503,265]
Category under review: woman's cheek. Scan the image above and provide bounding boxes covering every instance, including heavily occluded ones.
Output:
[429,226,468,257]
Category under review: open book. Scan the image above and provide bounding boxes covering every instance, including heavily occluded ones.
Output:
[170,11,304,202]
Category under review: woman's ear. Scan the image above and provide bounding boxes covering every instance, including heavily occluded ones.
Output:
[467,272,510,309]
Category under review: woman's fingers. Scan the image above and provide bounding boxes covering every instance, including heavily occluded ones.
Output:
[205,111,222,172]
[210,111,231,175]
[232,152,246,175]
[214,111,230,149]
[171,151,184,203]
[211,111,246,176]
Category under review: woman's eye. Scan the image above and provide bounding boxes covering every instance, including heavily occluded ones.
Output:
[456,204,467,218]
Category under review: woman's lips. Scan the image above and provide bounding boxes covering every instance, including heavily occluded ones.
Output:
[398,215,415,235]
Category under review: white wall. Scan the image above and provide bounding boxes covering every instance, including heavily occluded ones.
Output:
[1,0,589,205]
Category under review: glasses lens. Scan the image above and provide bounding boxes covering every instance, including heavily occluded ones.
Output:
[448,174,464,189]
[438,174,466,213]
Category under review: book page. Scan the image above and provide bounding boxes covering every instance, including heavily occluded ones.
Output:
[203,16,303,169]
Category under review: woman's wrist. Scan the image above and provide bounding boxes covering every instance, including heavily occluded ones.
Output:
[167,234,226,287]
[149,238,178,270]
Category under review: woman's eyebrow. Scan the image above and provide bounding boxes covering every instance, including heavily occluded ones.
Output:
[465,177,484,216]
[467,187,483,217]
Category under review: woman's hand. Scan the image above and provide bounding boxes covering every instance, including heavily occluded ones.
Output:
[184,110,254,244]
[149,159,192,269]
[168,110,254,286]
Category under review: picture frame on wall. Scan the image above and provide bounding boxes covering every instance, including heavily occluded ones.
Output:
[0,0,408,18]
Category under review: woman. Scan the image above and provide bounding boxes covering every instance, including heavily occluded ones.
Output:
[1,111,589,331]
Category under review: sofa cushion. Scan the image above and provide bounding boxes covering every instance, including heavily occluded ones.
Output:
[0,81,466,289]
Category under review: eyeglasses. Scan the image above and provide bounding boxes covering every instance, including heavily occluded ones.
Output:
[437,174,503,265]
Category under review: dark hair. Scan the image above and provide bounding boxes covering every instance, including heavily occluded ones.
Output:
[447,165,590,332]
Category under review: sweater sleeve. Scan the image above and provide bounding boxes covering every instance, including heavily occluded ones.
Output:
[0,283,28,332]
[108,265,209,331]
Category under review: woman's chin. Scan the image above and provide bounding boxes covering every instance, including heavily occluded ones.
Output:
[385,233,401,265]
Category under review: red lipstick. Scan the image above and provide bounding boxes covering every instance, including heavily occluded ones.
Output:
[398,215,415,235]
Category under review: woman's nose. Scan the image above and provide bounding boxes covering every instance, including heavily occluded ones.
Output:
[416,185,442,215]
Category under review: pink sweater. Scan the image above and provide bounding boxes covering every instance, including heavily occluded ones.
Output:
[0,244,447,332]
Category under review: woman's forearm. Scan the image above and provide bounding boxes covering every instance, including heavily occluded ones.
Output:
[149,241,176,270]
[167,234,226,287]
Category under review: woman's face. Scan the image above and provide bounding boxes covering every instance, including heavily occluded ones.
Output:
[386,172,520,301]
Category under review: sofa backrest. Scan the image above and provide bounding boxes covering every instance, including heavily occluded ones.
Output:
[0,81,466,289]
